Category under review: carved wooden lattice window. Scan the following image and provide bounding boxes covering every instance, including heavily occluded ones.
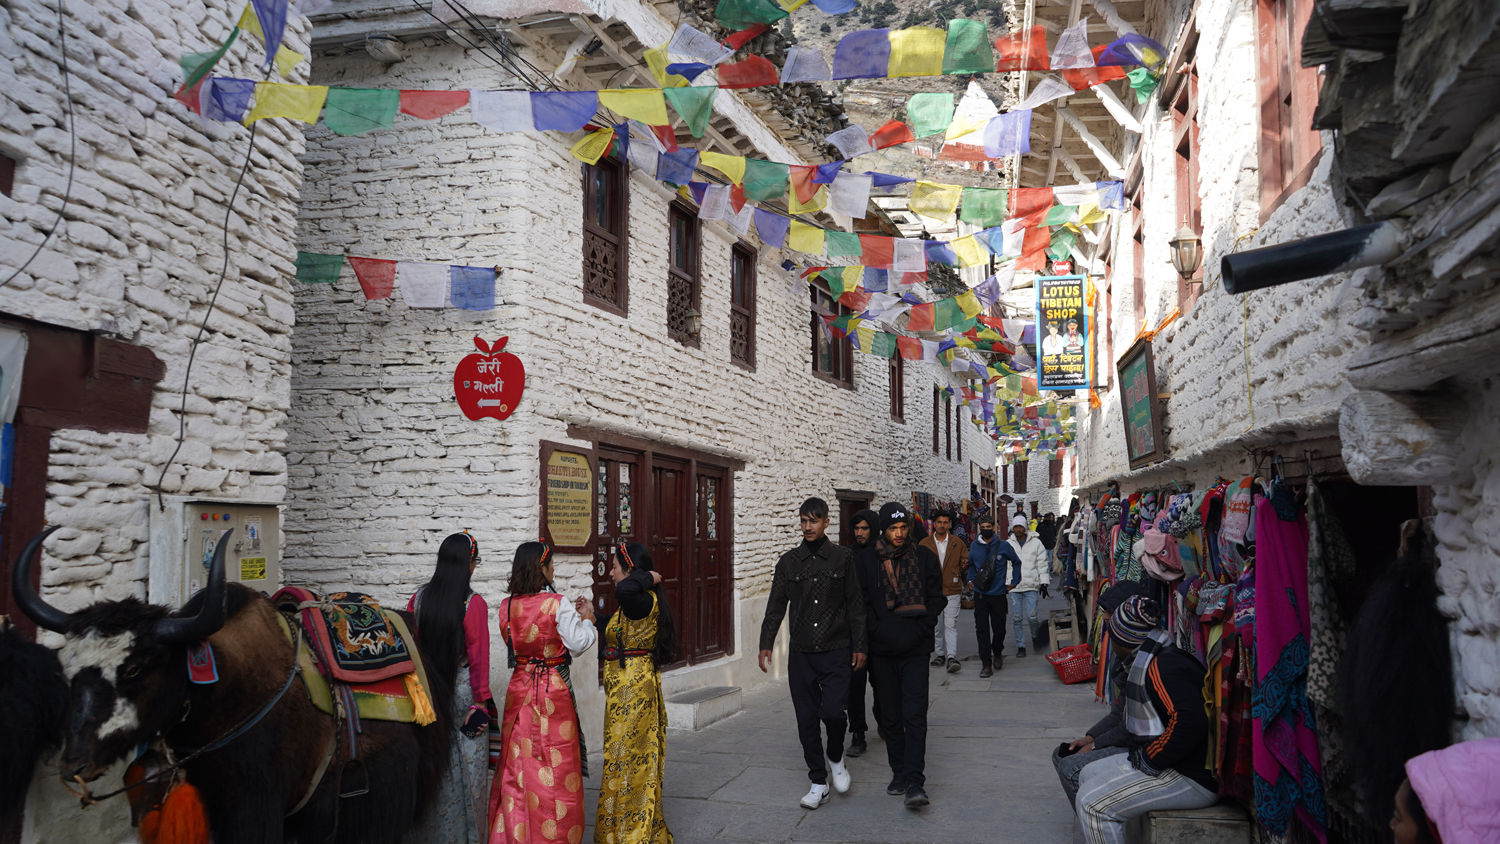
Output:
[730,242,756,368]
[810,280,853,387]
[668,203,700,345]
[583,157,628,316]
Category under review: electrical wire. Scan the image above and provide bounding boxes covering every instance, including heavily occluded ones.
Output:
[1,0,77,291]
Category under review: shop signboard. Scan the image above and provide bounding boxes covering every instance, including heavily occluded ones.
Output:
[1117,338,1167,469]
[455,336,525,421]
[1034,274,1089,391]
[540,441,595,552]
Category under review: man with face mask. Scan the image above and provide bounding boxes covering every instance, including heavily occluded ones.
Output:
[843,508,881,757]
[966,516,1022,677]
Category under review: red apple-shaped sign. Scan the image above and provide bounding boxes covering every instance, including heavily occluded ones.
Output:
[455,337,525,421]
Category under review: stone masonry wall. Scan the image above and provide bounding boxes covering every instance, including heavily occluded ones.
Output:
[0,0,307,839]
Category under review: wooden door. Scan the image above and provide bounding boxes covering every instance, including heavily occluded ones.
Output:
[651,458,687,667]
[692,469,730,660]
[591,449,640,618]
[837,496,871,548]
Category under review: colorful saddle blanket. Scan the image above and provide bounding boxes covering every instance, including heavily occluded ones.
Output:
[272,587,415,682]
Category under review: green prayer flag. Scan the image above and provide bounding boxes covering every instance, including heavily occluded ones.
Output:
[1042,205,1077,226]
[664,86,718,138]
[942,19,993,75]
[179,29,241,92]
[323,88,400,136]
[935,298,963,330]
[959,187,1008,228]
[871,332,897,358]
[824,268,857,295]
[1127,68,1161,104]
[742,159,789,201]
[1047,228,1077,260]
[907,93,955,138]
[825,232,863,257]
[296,251,344,284]
[715,0,788,29]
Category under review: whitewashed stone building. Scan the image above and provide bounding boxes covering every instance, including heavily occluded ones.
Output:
[288,0,995,742]
[0,0,310,839]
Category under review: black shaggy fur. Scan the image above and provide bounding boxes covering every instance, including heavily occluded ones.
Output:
[0,623,67,824]
[1340,521,1454,829]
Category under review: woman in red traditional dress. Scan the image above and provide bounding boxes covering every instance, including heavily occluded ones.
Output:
[488,542,597,844]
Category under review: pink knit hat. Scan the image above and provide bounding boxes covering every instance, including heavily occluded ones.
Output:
[1405,737,1500,844]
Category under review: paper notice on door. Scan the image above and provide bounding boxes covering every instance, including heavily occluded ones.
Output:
[244,515,262,552]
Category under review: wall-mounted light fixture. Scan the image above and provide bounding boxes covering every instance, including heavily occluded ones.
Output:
[686,308,702,341]
[1169,224,1202,281]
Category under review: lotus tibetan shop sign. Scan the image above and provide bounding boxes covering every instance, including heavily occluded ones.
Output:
[454,337,524,420]
[1034,275,1090,391]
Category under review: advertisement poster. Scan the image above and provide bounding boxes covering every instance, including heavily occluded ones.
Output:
[545,450,593,548]
[1116,339,1166,468]
[1034,274,1090,390]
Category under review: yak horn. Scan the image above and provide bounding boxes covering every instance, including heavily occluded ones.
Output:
[11,526,69,633]
[155,529,232,644]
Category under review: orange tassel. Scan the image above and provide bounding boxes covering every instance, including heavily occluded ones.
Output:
[149,783,210,844]
[138,809,163,844]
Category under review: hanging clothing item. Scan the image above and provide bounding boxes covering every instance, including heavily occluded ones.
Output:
[596,593,672,844]
[1252,500,1326,842]
[1304,477,1357,822]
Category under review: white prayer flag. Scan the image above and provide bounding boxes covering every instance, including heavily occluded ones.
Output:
[470,90,533,133]
[1016,75,1074,111]
[1052,182,1102,206]
[781,46,833,83]
[627,142,660,175]
[828,173,873,218]
[826,125,873,159]
[920,339,941,363]
[893,238,926,272]
[668,24,733,65]
[728,203,754,236]
[1050,18,1095,69]
[700,184,731,220]
[397,263,449,309]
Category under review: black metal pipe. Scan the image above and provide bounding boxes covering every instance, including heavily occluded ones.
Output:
[1221,221,1403,294]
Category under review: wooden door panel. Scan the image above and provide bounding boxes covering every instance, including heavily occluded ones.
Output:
[652,460,688,667]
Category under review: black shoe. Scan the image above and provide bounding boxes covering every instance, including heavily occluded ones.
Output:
[1016,647,1026,658]
[979,664,993,678]
[946,657,961,674]
[847,733,868,757]
[887,775,907,795]
[903,784,930,808]
[930,655,945,667]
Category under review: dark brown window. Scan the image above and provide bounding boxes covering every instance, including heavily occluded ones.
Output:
[1031,501,1039,518]
[888,354,904,421]
[1132,190,1145,330]
[668,203,701,346]
[811,281,853,387]
[730,242,756,368]
[1257,0,1322,221]
[0,153,14,198]
[1070,455,1078,485]
[1173,54,1203,311]
[1049,458,1062,488]
[583,157,628,315]
[1015,459,1029,494]
[932,387,940,453]
[1002,463,1009,493]
[957,406,963,462]
[944,394,952,461]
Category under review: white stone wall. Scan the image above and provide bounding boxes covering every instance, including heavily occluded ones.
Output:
[287,20,994,747]
[1,0,306,839]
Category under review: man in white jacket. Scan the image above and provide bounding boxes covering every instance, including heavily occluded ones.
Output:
[1006,523,1049,658]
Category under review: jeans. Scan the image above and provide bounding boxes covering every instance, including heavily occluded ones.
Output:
[869,653,930,786]
[1051,743,1128,808]
[788,648,851,784]
[973,592,1009,666]
[933,595,960,658]
[1076,754,1217,844]
[1010,589,1040,651]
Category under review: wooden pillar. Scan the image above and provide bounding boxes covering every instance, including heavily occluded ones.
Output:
[1339,390,1466,485]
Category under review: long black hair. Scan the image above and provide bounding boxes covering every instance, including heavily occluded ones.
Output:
[507,542,552,596]
[621,542,680,667]
[415,532,477,693]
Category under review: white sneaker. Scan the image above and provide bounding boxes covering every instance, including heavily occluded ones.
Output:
[828,758,851,794]
[800,783,831,809]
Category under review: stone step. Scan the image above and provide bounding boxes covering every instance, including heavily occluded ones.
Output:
[1129,802,1253,844]
[664,685,742,731]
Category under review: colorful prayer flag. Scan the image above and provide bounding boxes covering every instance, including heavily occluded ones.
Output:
[888,27,946,77]
[700,151,746,184]
[348,256,395,300]
[295,251,342,284]
[994,25,1049,72]
[400,90,470,119]
[943,19,994,74]
[742,159,789,201]
[907,93,955,138]
[530,91,597,132]
[449,266,496,310]
[323,88,399,136]
[570,128,615,165]
[718,55,782,88]
[598,89,668,125]
[789,221,825,255]
[832,29,891,79]
[397,262,448,308]
[663,86,717,137]
[910,181,962,223]
[959,187,1008,228]
[870,119,915,149]
[244,82,328,125]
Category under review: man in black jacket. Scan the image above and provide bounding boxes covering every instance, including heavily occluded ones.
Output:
[842,507,882,757]
[856,501,944,809]
[759,497,868,809]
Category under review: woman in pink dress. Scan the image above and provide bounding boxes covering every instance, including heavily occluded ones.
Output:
[489,542,597,844]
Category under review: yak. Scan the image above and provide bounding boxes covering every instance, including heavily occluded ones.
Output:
[10,526,456,844]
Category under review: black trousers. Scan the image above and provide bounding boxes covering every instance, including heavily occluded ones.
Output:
[974,592,1009,667]
[789,647,851,784]
[869,653,930,787]
[847,661,882,734]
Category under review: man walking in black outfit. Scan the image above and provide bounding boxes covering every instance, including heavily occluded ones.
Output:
[967,515,1022,677]
[759,497,868,809]
[842,507,881,757]
[856,501,944,809]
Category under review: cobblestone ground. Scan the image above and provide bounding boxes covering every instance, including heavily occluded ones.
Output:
[585,592,1103,844]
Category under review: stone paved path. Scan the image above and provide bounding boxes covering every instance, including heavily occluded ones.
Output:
[585,593,1103,844]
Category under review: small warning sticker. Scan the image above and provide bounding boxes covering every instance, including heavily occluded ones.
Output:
[240,556,267,581]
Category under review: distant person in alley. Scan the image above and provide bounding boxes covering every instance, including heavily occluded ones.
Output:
[857,502,944,809]
[921,510,967,674]
[759,497,867,810]
[842,507,883,758]
[1007,521,1049,658]
[966,516,1022,677]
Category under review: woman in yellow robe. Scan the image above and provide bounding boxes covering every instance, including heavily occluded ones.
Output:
[595,542,678,844]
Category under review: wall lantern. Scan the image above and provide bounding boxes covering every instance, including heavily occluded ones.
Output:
[1169,224,1202,281]
[685,308,702,341]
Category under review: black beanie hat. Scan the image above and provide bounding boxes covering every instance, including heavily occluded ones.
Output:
[852,508,881,530]
[878,501,912,532]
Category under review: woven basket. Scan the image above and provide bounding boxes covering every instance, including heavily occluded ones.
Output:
[1046,644,1098,685]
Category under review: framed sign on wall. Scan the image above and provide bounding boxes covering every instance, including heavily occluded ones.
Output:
[1116,338,1167,469]
[539,441,596,553]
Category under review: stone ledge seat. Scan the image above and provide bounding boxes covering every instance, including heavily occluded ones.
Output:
[664,685,742,731]
[1127,801,1252,844]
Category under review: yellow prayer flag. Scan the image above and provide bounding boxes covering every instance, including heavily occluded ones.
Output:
[236,3,261,36]
[909,181,962,223]
[569,128,614,165]
[841,266,863,290]
[644,44,690,88]
[956,290,982,318]
[855,324,876,351]
[955,337,976,348]
[776,0,810,10]
[700,151,747,185]
[599,89,669,125]
[789,221,825,256]
[945,112,989,141]
[244,82,329,125]
[888,27,946,78]
[1079,200,1107,226]
[274,46,303,77]
[789,185,828,215]
[951,234,987,268]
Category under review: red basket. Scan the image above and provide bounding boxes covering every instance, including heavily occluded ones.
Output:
[1046,644,1099,685]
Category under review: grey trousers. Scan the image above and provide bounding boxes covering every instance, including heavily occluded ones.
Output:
[1076,754,1218,844]
[1052,744,1128,808]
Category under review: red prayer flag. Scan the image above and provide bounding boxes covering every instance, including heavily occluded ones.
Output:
[722,23,770,50]
[1061,46,1129,90]
[1021,377,1038,395]
[908,303,936,331]
[870,119,916,150]
[651,124,679,152]
[348,256,397,300]
[790,165,820,204]
[938,143,992,161]
[399,90,470,119]
[839,289,872,311]
[994,26,1050,71]
[717,55,780,89]
[1011,187,1054,219]
[900,270,928,285]
[897,336,923,360]
[979,315,1005,330]
[175,75,207,114]
[1017,225,1050,271]
[730,183,748,213]
[859,235,894,269]
[802,265,828,278]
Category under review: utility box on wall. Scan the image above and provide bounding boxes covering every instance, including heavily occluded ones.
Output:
[148,496,283,607]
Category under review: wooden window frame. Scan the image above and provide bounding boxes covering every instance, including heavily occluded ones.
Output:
[1048,458,1062,489]
[957,405,963,462]
[667,201,701,348]
[582,157,629,317]
[810,279,854,388]
[1172,55,1204,311]
[944,393,952,461]
[1131,189,1145,331]
[1002,463,1009,494]
[888,353,904,421]
[729,241,757,370]
[1015,459,1029,494]
[932,387,940,454]
[1256,0,1323,223]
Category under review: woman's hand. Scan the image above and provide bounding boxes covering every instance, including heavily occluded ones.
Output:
[575,596,596,623]
[462,706,492,738]
[650,570,663,585]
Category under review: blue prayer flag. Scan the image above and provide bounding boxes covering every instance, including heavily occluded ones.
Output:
[832,29,891,80]
[866,171,915,189]
[862,268,888,292]
[530,91,598,132]
[755,209,791,248]
[925,240,957,265]
[813,160,845,184]
[812,0,857,12]
[656,149,699,186]
[450,266,496,311]
[665,63,712,81]
[250,0,289,73]
[204,77,256,122]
